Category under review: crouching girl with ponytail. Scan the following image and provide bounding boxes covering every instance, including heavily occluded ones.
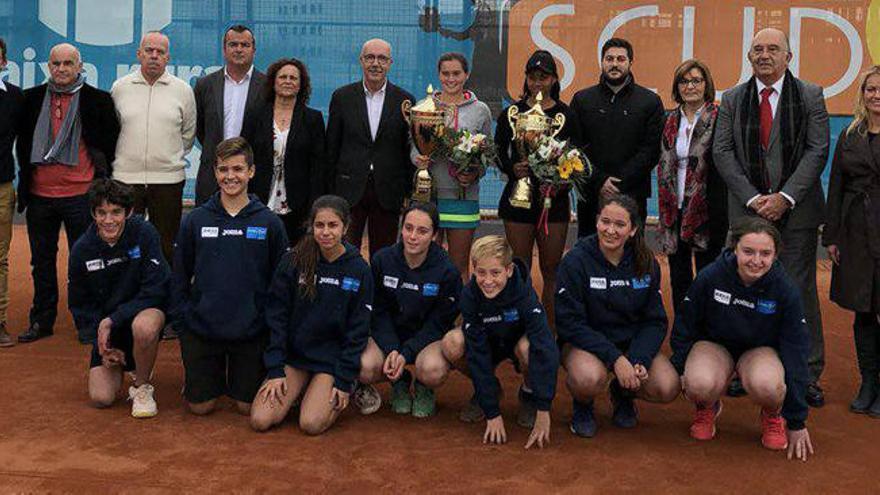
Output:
[250,195,374,435]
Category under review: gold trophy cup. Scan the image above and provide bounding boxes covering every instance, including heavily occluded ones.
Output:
[506,92,565,209]
[402,85,446,203]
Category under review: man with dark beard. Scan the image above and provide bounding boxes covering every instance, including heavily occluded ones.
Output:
[570,38,664,237]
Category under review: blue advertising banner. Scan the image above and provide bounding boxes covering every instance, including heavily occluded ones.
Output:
[0,0,848,215]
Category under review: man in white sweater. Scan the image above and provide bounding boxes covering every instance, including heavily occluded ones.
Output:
[112,31,196,267]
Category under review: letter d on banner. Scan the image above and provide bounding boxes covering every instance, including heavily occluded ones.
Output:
[530,4,576,91]
[790,7,862,98]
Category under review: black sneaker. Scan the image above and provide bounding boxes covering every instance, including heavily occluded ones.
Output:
[727,376,747,397]
[850,376,878,414]
[806,382,825,408]
[516,386,537,429]
[609,379,638,429]
[17,323,53,344]
[570,400,597,438]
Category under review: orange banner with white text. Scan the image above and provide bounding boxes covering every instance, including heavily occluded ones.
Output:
[507,0,880,113]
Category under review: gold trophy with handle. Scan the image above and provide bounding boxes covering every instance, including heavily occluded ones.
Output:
[506,92,565,208]
[401,85,446,203]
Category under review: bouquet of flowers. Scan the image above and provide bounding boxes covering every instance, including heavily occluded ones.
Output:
[440,129,498,199]
[527,135,592,233]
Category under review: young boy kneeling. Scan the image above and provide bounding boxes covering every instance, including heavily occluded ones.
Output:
[451,235,559,448]
[69,179,170,418]
[171,137,288,416]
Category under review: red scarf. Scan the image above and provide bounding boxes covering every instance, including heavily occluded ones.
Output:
[656,102,717,254]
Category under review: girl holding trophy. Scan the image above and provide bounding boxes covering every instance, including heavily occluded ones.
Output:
[410,53,493,279]
[494,50,581,327]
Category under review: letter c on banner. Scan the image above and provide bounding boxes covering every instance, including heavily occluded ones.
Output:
[597,5,660,67]
[790,8,862,98]
[530,4,576,91]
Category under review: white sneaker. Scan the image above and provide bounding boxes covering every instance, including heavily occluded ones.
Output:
[353,384,382,415]
[129,383,158,418]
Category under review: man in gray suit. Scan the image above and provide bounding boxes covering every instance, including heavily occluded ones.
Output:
[194,24,266,205]
[713,28,830,406]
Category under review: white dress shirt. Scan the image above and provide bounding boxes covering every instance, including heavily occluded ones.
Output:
[755,73,784,118]
[223,66,253,140]
[364,80,386,141]
[364,80,387,172]
[675,107,701,209]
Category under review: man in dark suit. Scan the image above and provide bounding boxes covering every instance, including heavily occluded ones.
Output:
[194,25,266,205]
[326,38,414,258]
[713,28,830,406]
[15,43,119,343]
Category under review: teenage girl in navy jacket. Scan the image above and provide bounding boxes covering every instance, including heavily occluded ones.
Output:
[359,202,462,418]
[556,194,679,438]
[250,195,373,435]
[670,217,814,461]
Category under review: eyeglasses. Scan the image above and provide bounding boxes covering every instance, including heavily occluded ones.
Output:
[361,54,391,65]
[678,77,705,87]
[751,45,786,56]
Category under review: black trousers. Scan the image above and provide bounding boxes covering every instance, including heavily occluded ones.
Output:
[668,236,723,310]
[130,181,184,265]
[25,194,91,330]
[346,175,400,259]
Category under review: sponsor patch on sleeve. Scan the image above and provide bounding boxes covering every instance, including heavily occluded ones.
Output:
[342,277,361,292]
[756,299,777,314]
[246,226,267,240]
[422,283,439,296]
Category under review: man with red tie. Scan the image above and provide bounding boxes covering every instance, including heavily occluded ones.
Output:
[713,27,830,407]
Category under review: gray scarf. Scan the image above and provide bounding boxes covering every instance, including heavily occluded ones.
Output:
[30,74,86,166]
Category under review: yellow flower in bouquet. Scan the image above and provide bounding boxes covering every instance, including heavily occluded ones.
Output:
[557,159,573,180]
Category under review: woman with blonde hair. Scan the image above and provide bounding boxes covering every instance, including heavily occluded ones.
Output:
[824,65,880,417]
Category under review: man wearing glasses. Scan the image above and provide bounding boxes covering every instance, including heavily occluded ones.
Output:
[15,43,120,344]
[326,38,414,259]
[713,28,830,407]
[194,25,266,206]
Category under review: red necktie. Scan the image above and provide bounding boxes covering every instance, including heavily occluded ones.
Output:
[759,87,774,150]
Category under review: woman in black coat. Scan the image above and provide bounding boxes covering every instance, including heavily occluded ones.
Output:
[243,58,326,245]
[824,65,880,417]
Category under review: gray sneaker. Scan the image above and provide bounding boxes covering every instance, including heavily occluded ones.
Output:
[354,384,382,415]
[0,324,13,348]
[458,395,485,423]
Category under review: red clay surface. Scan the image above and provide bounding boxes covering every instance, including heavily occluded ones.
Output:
[0,224,878,493]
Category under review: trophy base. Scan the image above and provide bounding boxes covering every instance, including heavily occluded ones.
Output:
[509,198,532,209]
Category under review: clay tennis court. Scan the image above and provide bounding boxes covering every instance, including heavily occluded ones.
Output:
[0,224,877,493]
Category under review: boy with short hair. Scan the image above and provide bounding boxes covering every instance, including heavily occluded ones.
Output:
[458,235,559,449]
[171,137,288,416]
[69,178,169,418]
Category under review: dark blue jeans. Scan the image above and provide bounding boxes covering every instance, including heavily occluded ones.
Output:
[25,194,91,330]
